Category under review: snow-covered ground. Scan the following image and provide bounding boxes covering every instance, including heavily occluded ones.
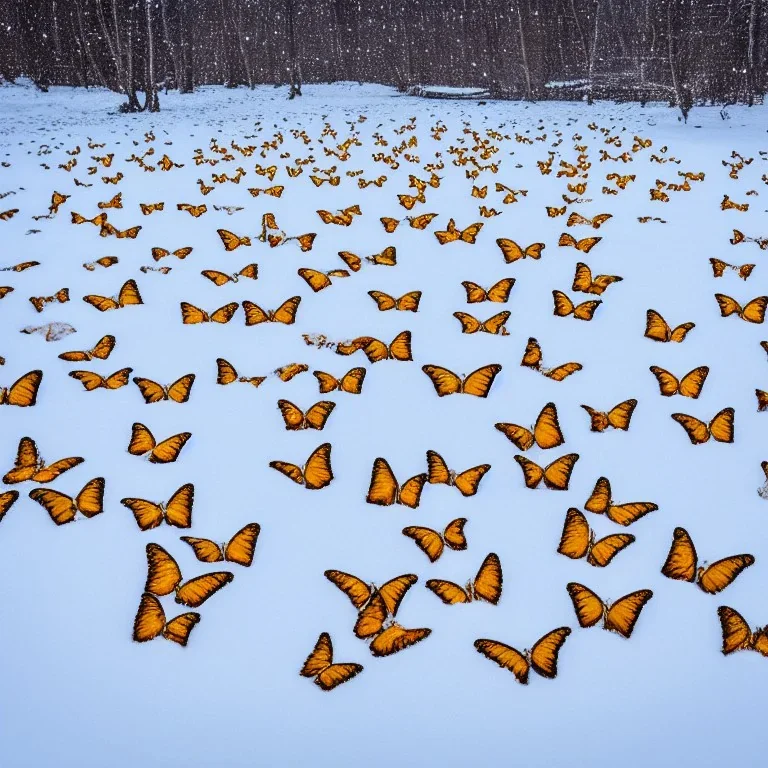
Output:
[1,80,767,768]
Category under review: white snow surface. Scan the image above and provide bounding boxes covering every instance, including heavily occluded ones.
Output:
[0,81,767,768]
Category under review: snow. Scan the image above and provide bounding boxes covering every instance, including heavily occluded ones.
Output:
[0,80,767,768]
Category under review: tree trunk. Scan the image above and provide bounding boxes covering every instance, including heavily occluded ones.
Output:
[286,0,302,97]
[145,0,160,111]
[667,0,690,121]
[517,4,533,100]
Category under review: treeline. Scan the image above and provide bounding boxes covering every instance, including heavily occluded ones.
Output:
[0,0,765,114]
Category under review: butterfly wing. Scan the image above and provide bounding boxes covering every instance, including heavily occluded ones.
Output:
[117,279,143,307]
[368,291,396,311]
[566,582,605,628]
[649,366,681,397]
[710,407,735,443]
[301,443,333,490]
[606,399,637,430]
[698,555,755,595]
[180,537,224,563]
[462,364,502,397]
[606,501,658,527]
[31,456,85,484]
[378,574,418,616]
[149,432,191,464]
[324,570,372,610]
[514,456,544,489]
[128,422,156,456]
[487,278,514,302]
[272,296,301,324]
[717,606,754,654]
[521,337,542,368]
[0,491,19,524]
[367,461,399,506]
[604,590,653,638]
[534,402,565,449]
[403,526,445,562]
[339,368,366,394]
[495,423,534,451]
[529,627,571,679]
[496,238,524,263]
[462,282,487,303]
[454,312,482,334]
[75,477,105,518]
[133,594,168,642]
[167,374,195,403]
[175,572,234,607]
[588,534,635,567]
[180,303,209,324]
[6,370,42,406]
[368,625,431,657]
[426,450,451,485]
[671,413,711,444]
[278,399,307,430]
[301,632,333,677]
[557,508,591,560]
[422,365,462,397]
[132,377,166,403]
[299,268,331,292]
[453,465,491,497]
[552,290,575,317]
[474,639,530,684]
[395,291,421,312]
[223,523,261,566]
[163,613,201,646]
[546,363,583,381]
[145,544,183,596]
[426,579,470,604]
[269,460,304,484]
[543,454,579,490]
[572,262,594,292]
[121,497,165,531]
[29,488,77,525]
[645,310,672,342]
[69,371,108,391]
[473,553,503,604]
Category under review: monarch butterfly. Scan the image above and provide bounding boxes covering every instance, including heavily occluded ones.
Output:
[572,263,623,295]
[83,256,119,271]
[546,206,567,218]
[453,311,510,335]
[49,191,70,214]
[2,436,83,484]
[421,364,501,398]
[478,206,501,218]
[368,291,421,312]
[97,193,122,210]
[474,629,571,685]
[133,374,195,404]
[714,294,767,323]
[397,192,425,210]
[180,302,239,324]
[558,233,601,253]
[197,179,214,195]
[255,164,277,181]
[495,183,526,204]
[514,454,579,491]
[434,219,483,245]
[243,296,301,326]
[520,338,583,381]
[29,477,104,526]
[496,238,545,263]
[181,523,261,567]
[717,606,768,656]
[100,222,140,239]
[721,195,749,212]
[144,543,233,607]
[336,331,412,363]
[648,365,709,399]
[566,212,612,229]
[471,185,487,199]
[495,402,564,451]
[709,259,754,280]
[402,518,467,562]
[274,363,309,382]
[367,623,432,657]
[325,570,417,623]
[380,217,400,233]
[558,508,635,567]
[0,370,43,407]
[277,400,335,430]
[71,212,107,226]
[552,290,601,321]
[0,261,39,272]
[128,423,191,464]
[83,279,143,312]
[567,583,653,639]
[29,288,69,313]
[644,310,695,342]
[300,633,363,691]
[661,527,754,594]
[269,443,333,490]
[584,476,658,526]
[202,264,258,286]
[140,202,164,215]
[132,593,200,646]
[462,278,515,304]
[121,483,194,531]
[605,173,636,189]
[217,229,252,251]
[151,246,193,262]
[316,205,361,227]
[313,368,366,395]
[297,268,349,293]
[671,408,735,445]
[0,490,20,524]
[216,358,266,387]
[425,451,490,497]
[310,174,340,187]
[580,399,637,432]
[176,203,206,218]
[248,186,284,198]
[426,552,502,605]
[157,155,182,171]
[69,368,133,391]
[407,213,438,229]
[366,457,427,508]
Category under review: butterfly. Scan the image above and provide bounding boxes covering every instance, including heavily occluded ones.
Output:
[368,291,421,312]
[255,164,278,181]
[715,294,767,323]
[572,263,623,295]
[29,288,69,313]
[201,264,258,286]
[248,186,284,198]
[274,363,309,382]
[83,256,119,271]
[97,193,122,209]
[197,179,214,195]
[48,191,70,214]
[71,211,107,226]
[584,476,658,526]
[649,366,709,398]
[2,436,83,484]
[297,268,349,292]
[0,491,20,524]
[546,205,567,217]
[317,205,361,226]
[0,260,40,272]
[83,279,143,312]
[397,192,425,210]
[671,408,735,445]
[380,217,401,233]
[426,552,502,605]
[661,527,754,594]
[300,633,363,691]
[453,311,510,335]
[426,451,490,497]
[121,484,194,531]
[566,212,612,229]
[462,278,515,304]
[28,477,104,526]
[181,523,261,567]
[471,185,487,199]
[474,629,571,685]
[216,359,266,387]
[717,606,768,656]
[151,246,193,262]
[132,593,200,646]
[180,302,239,324]
[140,202,164,215]
[434,219,483,245]
[366,458,427,508]
[128,423,191,463]
[402,518,467,562]
[338,246,397,271]
[495,238,544,263]
[521,338,583,381]
[421,364,501,398]
[243,296,301,326]
[100,222,141,239]
[277,400,335,430]
[69,368,133,391]
[217,229,252,251]
[514,453,579,491]
[133,374,195,404]
[336,331,412,363]
[495,402,564,451]
[269,443,333,490]
[581,399,637,432]
[558,233,601,253]
[313,368,366,394]
[558,508,635,567]
[567,583,653,638]
[552,290,601,321]
[710,258,755,280]
[757,389,768,412]
[144,543,233,607]
[310,174,340,187]
[644,309,695,342]
[177,203,207,218]
[407,213,438,229]
[0,370,43,406]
